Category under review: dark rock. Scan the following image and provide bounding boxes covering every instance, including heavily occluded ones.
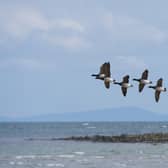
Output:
[58,133,168,143]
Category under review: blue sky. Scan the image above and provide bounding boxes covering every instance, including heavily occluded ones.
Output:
[0,0,168,118]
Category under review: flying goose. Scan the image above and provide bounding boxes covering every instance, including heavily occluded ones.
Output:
[133,69,152,92]
[148,78,166,102]
[91,62,115,89]
[91,62,107,80]
[103,62,115,89]
[114,75,133,96]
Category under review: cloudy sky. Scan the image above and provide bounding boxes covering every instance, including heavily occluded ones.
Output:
[0,0,168,119]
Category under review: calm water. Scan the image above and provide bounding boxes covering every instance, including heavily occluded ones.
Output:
[1,122,168,168]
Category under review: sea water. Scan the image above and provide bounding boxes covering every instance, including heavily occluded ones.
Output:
[1,122,168,168]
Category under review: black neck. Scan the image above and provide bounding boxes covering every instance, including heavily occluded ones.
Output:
[149,86,156,89]
[91,74,98,77]
[114,82,122,86]
[133,78,140,82]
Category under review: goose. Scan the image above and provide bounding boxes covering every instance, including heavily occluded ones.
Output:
[148,78,166,102]
[114,75,133,96]
[91,62,115,89]
[103,62,115,89]
[91,62,107,80]
[133,69,152,92]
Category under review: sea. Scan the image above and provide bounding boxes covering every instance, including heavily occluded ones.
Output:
[1,122,168,168]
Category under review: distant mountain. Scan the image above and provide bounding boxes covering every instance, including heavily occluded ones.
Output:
[1,107,168,122]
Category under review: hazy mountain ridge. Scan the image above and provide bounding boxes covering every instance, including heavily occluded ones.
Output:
[0,107,168,122]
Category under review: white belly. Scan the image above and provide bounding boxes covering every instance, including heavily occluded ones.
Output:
[122,83,130,88]
[105,77,114,83]
[99,74,105,78]
[141,80,150,84]
[156,87,165,92]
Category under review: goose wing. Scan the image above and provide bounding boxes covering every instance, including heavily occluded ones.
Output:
[103,62,111,89]
[99,63,105,74]
[155,91,161,102]
[105,62,111,77]
[141,69,148,80]
[157,78,163,87]
[121,87,127,96]
[139,83,145,92]
[122,75,129,83]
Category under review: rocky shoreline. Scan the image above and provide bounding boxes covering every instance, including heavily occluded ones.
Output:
[57,133,168,143]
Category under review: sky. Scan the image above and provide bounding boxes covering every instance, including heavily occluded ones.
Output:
[0,0,168,119]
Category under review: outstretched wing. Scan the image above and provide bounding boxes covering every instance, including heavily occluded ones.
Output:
[141,69,148,80]
[139,83,145,92]
[99,63,106,74]
[121,87,127,96]
[122,75,129,83]
[155,91,161,102]
[105,62,111,77]
[157,78,163,87]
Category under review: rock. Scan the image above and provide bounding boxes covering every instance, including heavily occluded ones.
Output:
[58,133,168,143]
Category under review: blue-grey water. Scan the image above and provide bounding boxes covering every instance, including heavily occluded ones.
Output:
[1,122,168,168]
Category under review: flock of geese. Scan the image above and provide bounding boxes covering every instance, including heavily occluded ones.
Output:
[91,62,167,102]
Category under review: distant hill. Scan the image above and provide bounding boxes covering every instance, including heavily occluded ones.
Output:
[1,107,168,122]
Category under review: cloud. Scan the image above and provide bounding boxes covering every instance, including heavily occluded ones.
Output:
[102,12,167,44]
[0,4,166,53]
[0,8,49,38]
[0,5,86,49]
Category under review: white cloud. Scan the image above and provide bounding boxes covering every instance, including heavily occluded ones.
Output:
[0,4,166,52]
[0,5,86,49]
[0,8,50,38]
[102,12,167,44]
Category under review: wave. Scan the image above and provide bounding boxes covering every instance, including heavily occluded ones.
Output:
[58,154,75,158]
[94,156,105,159]
[46,163,64,167]
[74,151,85,155]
